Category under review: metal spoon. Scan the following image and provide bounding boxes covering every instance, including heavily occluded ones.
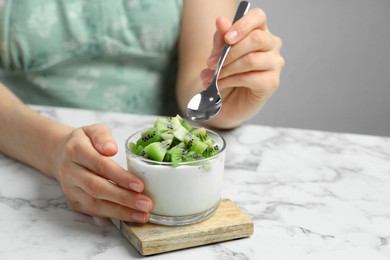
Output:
[187,1,250,122]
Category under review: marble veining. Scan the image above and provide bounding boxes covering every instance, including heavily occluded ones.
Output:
[0,105,389,259]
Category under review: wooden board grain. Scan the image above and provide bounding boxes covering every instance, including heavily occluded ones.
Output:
[112,199,253,256]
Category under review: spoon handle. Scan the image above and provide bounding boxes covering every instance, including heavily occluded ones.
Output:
[211,1,250,86]
[233,1,251,23]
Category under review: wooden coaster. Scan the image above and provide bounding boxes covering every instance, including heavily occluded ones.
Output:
[112,199,253,256]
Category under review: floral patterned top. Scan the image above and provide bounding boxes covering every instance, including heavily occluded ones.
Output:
[0,0,183,115]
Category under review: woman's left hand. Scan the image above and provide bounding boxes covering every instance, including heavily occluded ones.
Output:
[200,8,285,128]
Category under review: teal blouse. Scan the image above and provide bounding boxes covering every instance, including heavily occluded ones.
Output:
[0,0,182,115]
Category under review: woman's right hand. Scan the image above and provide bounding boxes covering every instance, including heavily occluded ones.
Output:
[55,124,153,223]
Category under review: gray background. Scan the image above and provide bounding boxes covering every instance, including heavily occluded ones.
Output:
[247,0,390,137]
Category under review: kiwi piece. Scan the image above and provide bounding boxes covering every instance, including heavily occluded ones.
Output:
[154,117,173,132]
[203,144,220,157]
[172,141,186,150]
[191,127,208,141]
[170,115,183,130]
[173,126,189,141]
[169,114,193,132]
[129,142,145,156]
[180,119,193,132]
[188,138,208,154]
[144,140,172,162]
[183,132,195,145]
[203,138,216,148]
[164,146,183,164]
[129,142,137,154]
[161,132,174,141]
[136,128,162,147]
[136,145,145,156]
[171,148,184,162]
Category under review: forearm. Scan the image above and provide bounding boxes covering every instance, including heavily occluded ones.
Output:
[0,84,73,179]
[176,0,239,129]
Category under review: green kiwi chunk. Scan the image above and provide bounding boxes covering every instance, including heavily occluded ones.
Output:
[136,128,162,147]
[191,127,209,141]
[144,140,172,162]
[164,146,183,166]
[154,117,173,132]
[202,144,220,157]
[173,126,189,141]
[135,145,144,156]
[170,115,182,130]
[180,120,193,132]
[129,142,137,154]
[129,142,145,156]
[161,132,174,141]
[188,138,208,154]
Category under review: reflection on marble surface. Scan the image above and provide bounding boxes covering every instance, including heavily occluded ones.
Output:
[1,105,389,259]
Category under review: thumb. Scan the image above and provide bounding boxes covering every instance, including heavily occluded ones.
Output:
[207,17,232,68]
[82,124,118,156]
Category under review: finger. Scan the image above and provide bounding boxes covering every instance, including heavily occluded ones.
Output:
[73,169,152,213]
[65,134,145,193]
[60,159,152,213]
[211,17,231,55]
[82,124,118,156]
[218,70,281,96]
[202,51,284,84]
[207,17,231,67]
[221,51,285,78]
[225,8,268,45]
[69,187,150,223]
[222,30,281,67]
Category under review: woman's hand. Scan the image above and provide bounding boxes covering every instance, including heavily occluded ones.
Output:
[55,124,152,223]
[0,84,152,223]
[201,8,285,128]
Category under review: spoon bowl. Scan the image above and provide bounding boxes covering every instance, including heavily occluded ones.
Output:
[186,1,250,122]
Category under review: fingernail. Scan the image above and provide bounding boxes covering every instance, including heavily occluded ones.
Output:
[129,182,142,193]
[131,212,147,223]
[135,199,150,212]
[226,30,238,43]
[102,142,116,152]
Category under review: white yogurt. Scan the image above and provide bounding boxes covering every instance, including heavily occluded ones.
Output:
[125,128,225,225]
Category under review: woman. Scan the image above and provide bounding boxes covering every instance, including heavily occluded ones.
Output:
[0,0,284,223]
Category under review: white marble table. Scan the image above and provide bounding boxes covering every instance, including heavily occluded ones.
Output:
[1,105,390,259]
